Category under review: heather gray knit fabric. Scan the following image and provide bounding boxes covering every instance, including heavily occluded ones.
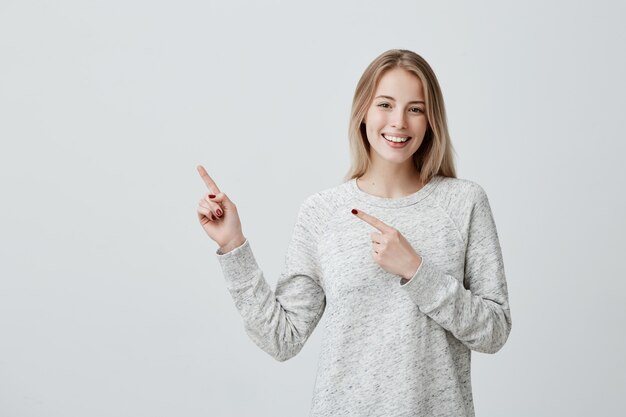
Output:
[215,175,512,417]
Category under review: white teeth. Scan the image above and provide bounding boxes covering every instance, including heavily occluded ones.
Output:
[383,134,409,143]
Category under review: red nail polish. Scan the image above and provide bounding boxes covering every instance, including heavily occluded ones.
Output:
[351,209,358,214]
[209,194,215,198]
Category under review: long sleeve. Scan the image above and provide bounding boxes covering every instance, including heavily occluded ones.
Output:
[214,198,326,362]
[400,186,512,354]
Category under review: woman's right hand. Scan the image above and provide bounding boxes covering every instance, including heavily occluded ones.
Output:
[196,165,246,252]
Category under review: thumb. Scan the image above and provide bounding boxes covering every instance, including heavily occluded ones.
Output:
[208,191,234,208]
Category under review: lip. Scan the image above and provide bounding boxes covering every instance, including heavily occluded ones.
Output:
[382,132,411,139]
[382,134,411,148]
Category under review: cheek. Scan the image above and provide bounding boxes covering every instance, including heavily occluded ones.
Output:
[365,110,384,130]
[412,118,429,133]
[367,121,384,140]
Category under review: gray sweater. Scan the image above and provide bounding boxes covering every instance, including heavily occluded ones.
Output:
[215,175,512,416]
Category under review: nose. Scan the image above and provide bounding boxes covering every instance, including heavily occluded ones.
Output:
[390,108,407,129]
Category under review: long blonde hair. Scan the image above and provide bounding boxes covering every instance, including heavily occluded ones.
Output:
[344,49,457,184]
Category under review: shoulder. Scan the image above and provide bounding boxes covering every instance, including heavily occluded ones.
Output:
[429,176,492,227]
[430,176,497,242]
[301,180,351,212]
[296,181,350,234]
[433,175,489,207]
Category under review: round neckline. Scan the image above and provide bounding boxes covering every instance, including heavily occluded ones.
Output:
[348,175,442,208]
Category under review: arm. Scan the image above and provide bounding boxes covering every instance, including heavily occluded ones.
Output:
[215,198,326,362]
[400,186,512,354]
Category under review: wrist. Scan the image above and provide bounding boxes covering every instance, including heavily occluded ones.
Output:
[219,235,246,254]
[404,254,422,281]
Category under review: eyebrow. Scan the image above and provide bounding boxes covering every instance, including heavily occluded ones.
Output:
[375,95,425,105]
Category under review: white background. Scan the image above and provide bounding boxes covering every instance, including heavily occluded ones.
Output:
[1,1,625,416]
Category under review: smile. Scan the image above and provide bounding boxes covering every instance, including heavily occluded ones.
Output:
[382,133,411,143]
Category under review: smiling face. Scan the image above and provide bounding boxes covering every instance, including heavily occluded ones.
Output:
[362,67,429,166]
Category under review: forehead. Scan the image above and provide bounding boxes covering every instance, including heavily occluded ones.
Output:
[375,68,424,97]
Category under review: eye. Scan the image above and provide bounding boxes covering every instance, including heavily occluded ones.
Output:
[377,102,391,108]
[410,107,424,113]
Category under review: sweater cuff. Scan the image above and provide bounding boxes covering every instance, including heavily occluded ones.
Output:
[399,258,425,286]
[214,238,260,290]
[399,256,448,313]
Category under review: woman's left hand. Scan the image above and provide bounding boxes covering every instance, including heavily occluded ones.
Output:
[351,208,422,281]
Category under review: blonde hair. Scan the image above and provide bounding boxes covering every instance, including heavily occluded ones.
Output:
[343,49,457,184]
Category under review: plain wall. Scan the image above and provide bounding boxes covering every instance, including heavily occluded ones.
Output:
[1,0,625,416]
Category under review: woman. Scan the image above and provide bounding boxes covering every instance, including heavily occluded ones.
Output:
[196,49,512,417]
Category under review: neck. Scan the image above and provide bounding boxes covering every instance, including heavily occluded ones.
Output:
[357,166,424,199]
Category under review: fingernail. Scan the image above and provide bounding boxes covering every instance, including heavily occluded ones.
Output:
[209,194,215,198]
[351,209,358,214]
[216,209,222,216]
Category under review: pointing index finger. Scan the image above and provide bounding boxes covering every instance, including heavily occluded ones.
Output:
[196,165,221,195]
[352,208,391,233]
